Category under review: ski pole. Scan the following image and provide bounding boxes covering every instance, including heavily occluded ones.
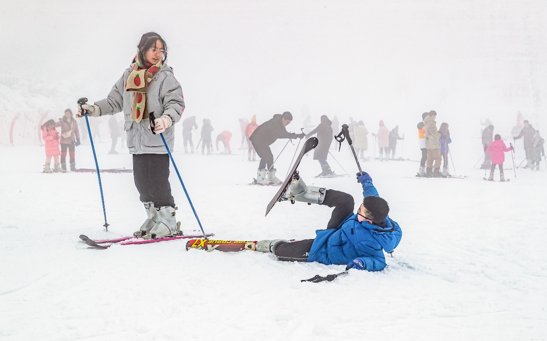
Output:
[510,143,517,178]
[328,151,350,176]
[448,149,457,174]
[150,113,208,239]
[77,97,109,231]
[268,138,292,172]
[335,124,363,173]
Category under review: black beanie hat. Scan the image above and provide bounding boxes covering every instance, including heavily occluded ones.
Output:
[362,196,390,225]
[282,111,293,121]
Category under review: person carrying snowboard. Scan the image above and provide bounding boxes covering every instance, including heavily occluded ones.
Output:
[249,111,305,185]
[486,134,513,181]
[255,170,403,271]
[77,32,185,239]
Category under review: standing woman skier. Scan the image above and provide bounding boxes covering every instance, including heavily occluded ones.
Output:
[77,32,185,239]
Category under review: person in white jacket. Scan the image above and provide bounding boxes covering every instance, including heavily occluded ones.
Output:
[78,32,185,239]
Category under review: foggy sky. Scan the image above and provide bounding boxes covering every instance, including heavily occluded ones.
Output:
[1,0,546,153]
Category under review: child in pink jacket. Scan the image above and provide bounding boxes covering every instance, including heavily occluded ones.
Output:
[486,134,513,181]
[41,119,61,173]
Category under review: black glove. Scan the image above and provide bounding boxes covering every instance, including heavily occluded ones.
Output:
[296,133,305,139]
[75,138,80,146]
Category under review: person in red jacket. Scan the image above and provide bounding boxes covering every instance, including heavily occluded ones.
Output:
[216,130,233,154]
[41,119,61,173]
[486,134,513,181]
[245,116,258,161]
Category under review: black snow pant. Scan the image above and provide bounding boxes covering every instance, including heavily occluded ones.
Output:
[133,154,175,208]
[253,142,274,170]
[273,189,354,262]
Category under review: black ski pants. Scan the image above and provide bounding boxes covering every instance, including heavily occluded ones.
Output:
[133,154,175,208]
[273,189,354,262]
[253,142,274,170]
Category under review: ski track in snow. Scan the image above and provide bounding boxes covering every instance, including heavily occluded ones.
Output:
[1,143,546,340]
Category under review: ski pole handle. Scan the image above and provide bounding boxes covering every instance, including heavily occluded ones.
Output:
[341,124,352,145]
[149,112,157,134]
[77,97,89,116]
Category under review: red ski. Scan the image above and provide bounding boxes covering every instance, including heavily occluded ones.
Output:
[186,239,257,252]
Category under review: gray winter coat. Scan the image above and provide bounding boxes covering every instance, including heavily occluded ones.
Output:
[95,64,184,154]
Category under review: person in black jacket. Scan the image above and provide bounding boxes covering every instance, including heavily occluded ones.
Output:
[306,115,334,176]
[249,111,305,184]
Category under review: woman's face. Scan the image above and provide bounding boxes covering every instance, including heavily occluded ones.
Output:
[144,40,165,65]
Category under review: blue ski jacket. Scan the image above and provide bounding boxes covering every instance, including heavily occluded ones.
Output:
[307,179,402,271]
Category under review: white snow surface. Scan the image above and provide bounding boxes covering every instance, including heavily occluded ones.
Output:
[1,142,546,340]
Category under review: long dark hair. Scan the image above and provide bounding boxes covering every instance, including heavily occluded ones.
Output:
[137,32,168,65]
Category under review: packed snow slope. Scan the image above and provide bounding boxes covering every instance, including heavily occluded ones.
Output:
[1,141,546,340]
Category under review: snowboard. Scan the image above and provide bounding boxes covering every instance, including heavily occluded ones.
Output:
[186,239,257,252]
[265,137,318,216]
[79,233,214,249]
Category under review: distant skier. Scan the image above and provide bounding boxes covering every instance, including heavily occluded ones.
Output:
[108,115,121,154]
[57,109,80,171]
[417,112,428,176]
[216,130,232,154]
[40,119,61,173]
[424,111,441,177]
[376,120,390,160]
[439,122,452,176]
[388,125,403,159]
[245,115,258,161]
[238,117,249,149]
[486,134,513,181]
[481,124,494,169]
[249,111,305,185]
[182,116,198,153]
[530,130,545,171]
[513,120,535,168]
[352,120,369,160]
[200,119,214,155]
[254,171,402,272]
[306,115,334,177]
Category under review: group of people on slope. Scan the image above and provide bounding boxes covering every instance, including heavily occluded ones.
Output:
[181,116,233,155]
[417,111,452,177]
[73,31,402,273]
[481,119,544,176]
[373,120,404,161]
[40,109,80,173]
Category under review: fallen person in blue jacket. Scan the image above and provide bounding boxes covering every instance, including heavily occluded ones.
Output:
[256,171,403,271]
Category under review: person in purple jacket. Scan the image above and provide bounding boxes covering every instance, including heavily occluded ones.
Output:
[255,171,403,271]
[439,122,452,176]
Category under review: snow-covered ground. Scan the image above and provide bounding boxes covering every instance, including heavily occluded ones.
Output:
[1,140,546,340]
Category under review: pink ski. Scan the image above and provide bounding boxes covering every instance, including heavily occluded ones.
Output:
[79,233,214,249]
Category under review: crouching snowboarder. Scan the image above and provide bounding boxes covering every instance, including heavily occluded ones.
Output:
[256,171,403,271]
